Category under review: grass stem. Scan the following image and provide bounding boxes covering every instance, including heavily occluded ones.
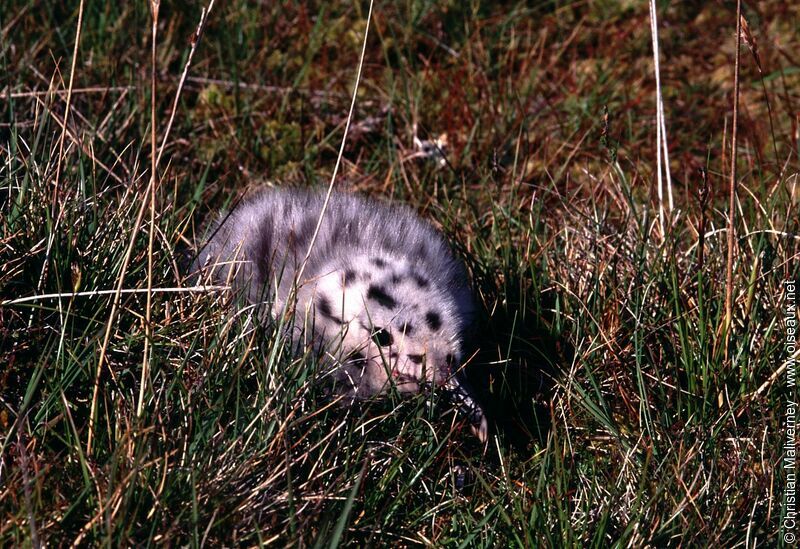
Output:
[724,0,743,361]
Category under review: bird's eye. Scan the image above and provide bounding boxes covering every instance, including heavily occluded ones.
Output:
[371,327,394,347]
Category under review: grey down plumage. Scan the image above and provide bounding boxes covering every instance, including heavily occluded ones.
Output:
[195,188,487,441]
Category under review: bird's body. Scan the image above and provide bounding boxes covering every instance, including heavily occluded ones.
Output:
[196,188,487,440]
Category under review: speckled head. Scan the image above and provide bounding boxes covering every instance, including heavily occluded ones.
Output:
[298,251,473,395]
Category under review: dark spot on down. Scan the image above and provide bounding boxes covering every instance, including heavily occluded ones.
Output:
[371,327,394,347]
[290,216,316,250]
[367,285,397,309]
[317,296,332,316]
[425,311,442,331]
[343,269,357,285]
[401,322,414,336]
[349,351,367,365]
[317,297,343,324]
[408,354,424,365]
[412,273,429,288]
[371,257,387,268]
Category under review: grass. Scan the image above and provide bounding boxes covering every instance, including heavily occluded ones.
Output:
[1,0,798,545]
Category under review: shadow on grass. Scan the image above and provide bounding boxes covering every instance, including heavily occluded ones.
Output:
[464,270,570,453]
